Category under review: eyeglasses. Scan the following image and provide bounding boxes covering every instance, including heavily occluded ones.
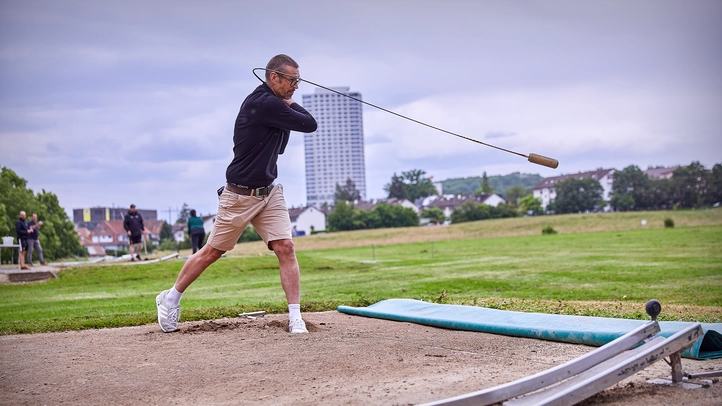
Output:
[277,72,301,86]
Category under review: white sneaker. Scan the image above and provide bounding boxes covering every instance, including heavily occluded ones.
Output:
[156,290,180,333]
[289,318,308,334]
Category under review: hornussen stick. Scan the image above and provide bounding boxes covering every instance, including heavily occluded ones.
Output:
[527,153,559,169]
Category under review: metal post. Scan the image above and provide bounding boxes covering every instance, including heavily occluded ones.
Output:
[372,244,375,261]
[669,353,683,383]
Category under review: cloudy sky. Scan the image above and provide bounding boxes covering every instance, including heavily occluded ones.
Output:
[1,0,720,222]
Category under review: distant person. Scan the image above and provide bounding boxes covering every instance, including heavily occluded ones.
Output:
[15,211,30,270]
[187,210,205,254]
[123,204,145,261]
[155,54,317,334]
[26,213,46,266]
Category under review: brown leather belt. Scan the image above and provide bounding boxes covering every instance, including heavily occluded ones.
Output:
[226,183,274,197]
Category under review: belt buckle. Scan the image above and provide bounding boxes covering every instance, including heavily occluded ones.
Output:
[252,186,264,198]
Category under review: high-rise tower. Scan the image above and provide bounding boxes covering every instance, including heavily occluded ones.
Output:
[302,87,366,207]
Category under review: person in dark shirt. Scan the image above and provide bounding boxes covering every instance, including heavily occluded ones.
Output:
[26,213,46,266]
[15,211,30,270]
[123,204,145,261]
[156,54,317,334]
[187,209,205,254]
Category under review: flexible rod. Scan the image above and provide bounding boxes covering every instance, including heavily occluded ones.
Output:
[254,68,526,158]
[252,67,559,169]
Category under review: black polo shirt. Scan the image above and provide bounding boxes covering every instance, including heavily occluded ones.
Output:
[226,83,317,187]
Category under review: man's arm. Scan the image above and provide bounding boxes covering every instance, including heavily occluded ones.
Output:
[16,221,28,237]
[261,97,317,133]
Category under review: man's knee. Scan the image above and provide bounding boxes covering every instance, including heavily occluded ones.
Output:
[198,244,225,261]
[270,239,295,257]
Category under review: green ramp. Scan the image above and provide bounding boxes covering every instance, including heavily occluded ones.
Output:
[337,299,722,360]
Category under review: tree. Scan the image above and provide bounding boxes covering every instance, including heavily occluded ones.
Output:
[0,167,85,261]
[671,161,709,208]
[610,165,652,211]
[401,169,438,201]
[327,201,361,231]
[648,178,674,210]
[475,172,495,195]
[384,169,437,201]
[159,221,174,241]
[0,203,11,237]
[504,185,529,206]
[238,226,262,243]
[384,173,407,200]
[519,195,542,215]
[369,203,419,228]
[176,203,191,224]
[553,178,604,214]
[334,178,361,202]
[420,207,445,224]
[35,190,85,258]
[451,202,491,224]
[708,164,722,205]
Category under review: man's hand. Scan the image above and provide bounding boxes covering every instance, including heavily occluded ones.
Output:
[127,231,131,236]
[283,98,295,106]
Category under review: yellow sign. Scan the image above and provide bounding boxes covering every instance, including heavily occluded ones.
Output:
[105,208,110,221]
[83,208,90,222]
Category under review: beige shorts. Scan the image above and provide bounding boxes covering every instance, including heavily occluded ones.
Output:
[206,183,291,252]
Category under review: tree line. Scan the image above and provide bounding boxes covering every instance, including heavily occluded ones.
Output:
[0,167,85,263]
[327,161,721,231]
[551,161,722,214]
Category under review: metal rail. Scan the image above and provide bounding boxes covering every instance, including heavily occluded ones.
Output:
[420,301,703,406]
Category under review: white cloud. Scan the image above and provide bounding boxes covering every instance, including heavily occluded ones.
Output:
[1,0,720,219]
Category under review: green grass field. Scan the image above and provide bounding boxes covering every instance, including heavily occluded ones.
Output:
[1,209,721,334]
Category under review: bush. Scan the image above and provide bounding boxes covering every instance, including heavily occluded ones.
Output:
[542,226,557,235]
[158,239,179,251]
[238,226,262,243]
[664,218,675,228]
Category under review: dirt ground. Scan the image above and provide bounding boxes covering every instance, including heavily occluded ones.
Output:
[1,311,721,406]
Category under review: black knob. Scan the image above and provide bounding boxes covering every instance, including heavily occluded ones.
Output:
[645,299,662,320]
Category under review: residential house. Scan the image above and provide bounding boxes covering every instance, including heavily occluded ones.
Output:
[533,168,615,210]
[76,226,106,256]
[144,220,164,244]
[84,219,164,252]
[202,214,216,234]
[425,194,506,219]
[172,223,186,243]
[644,166,678,180]
[288,206,326,236]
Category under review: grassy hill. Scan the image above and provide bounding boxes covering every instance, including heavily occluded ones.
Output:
[440,172,543,196]
[227,208,722,256]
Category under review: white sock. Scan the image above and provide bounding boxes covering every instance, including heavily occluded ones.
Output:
[166,287,183,307]
[288,304,301,321]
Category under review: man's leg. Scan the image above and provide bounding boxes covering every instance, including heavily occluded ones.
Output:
[269,238,307,334]
[128,240,135,259]
[174,244,225,292]
[19,240,26,269]
[269,239,300,304]
[35,240,45,265]
[155,244,224,333]
[26,239,34,265]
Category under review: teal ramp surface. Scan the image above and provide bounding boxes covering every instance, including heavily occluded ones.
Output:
[337,299,722,360]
